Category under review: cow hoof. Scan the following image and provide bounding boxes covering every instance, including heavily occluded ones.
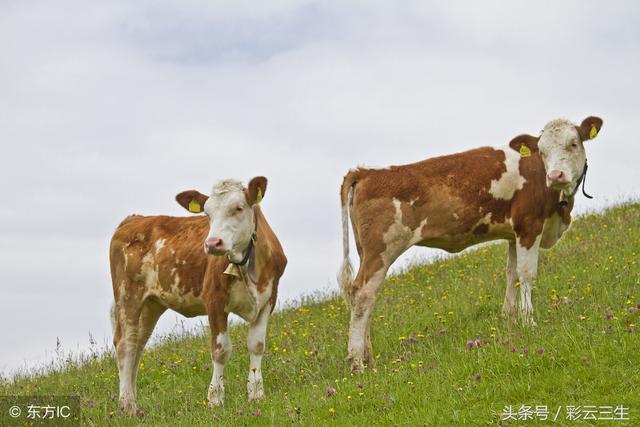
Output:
[248,390,264,402]
[118,400,137,416]
[501,305,517,320]
[208,397,224,408]
[208,387,224,408]
[350,358,365,374]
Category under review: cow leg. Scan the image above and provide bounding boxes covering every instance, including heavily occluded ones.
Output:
[348,266,388,373]
[364,321,375,368]
[247,304,270,402]
[129,299,165,400]
[502,241,518,319]
[515,236,541,327]
[207,310,230,407]
[113,302,142,414]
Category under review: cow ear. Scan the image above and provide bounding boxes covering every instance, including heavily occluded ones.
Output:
[175,190,209,214]
[246,176,268,206]
[577,116,603,141]
[508,134,539,157]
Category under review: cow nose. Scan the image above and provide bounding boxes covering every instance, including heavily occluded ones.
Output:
[548,170,565,182]
[204,237,224,252]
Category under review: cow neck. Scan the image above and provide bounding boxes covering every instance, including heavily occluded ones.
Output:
[559,160,592,209]
[225,207,259,285]
[229,208,258,268]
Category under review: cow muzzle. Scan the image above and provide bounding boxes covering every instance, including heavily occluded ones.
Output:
[547,170,570,189]
[204,237,226,255]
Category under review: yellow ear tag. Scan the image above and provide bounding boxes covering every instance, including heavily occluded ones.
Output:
[519,144,532,157]
[255,188,263,204]
[589,123,598,139]
[188,199,201,213]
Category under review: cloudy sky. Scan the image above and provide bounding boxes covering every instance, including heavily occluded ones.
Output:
[1,0,639,374]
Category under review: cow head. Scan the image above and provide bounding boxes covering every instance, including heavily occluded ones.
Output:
[176,177,267,262]
[537,116,603,192]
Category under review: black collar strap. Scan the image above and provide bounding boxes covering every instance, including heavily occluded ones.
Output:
[569,160,593,199]
[559,160,593,208]
[229,212,258,267]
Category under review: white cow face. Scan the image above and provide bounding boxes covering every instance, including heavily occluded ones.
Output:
[537,116,602,192]
[176,177,267,263]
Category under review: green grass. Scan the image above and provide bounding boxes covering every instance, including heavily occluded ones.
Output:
[2,203,639,426]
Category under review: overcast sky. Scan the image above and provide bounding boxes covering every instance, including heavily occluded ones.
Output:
[1,0,639,375]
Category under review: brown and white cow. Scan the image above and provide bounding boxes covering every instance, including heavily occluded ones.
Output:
[338,116,603,372]
[110,177,286,412]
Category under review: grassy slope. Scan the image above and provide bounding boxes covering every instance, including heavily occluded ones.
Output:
[2,203,639,426]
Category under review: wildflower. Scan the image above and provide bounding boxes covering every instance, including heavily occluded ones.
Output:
[510,347,517,353]
[250,408,262,417]
[522,347,529,354]
[605,309,613,320]
[328,407,336,414]
[466,340,474,349]
[536,348,545,355]
[135,408,145,417]
[326,387,337,396]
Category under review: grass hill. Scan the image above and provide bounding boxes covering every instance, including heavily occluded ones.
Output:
[2,203,639,426]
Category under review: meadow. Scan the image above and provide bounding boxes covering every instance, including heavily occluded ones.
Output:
[1,202,639,426]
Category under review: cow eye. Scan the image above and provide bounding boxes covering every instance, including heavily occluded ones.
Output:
[236,206,243,213]
[571,142,578,148]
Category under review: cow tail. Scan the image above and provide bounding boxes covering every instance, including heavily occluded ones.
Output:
[337,169,362,309]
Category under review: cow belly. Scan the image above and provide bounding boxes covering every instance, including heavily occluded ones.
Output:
[225,278,272,323]
[417,224,515,253]
[146,289,207,317]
